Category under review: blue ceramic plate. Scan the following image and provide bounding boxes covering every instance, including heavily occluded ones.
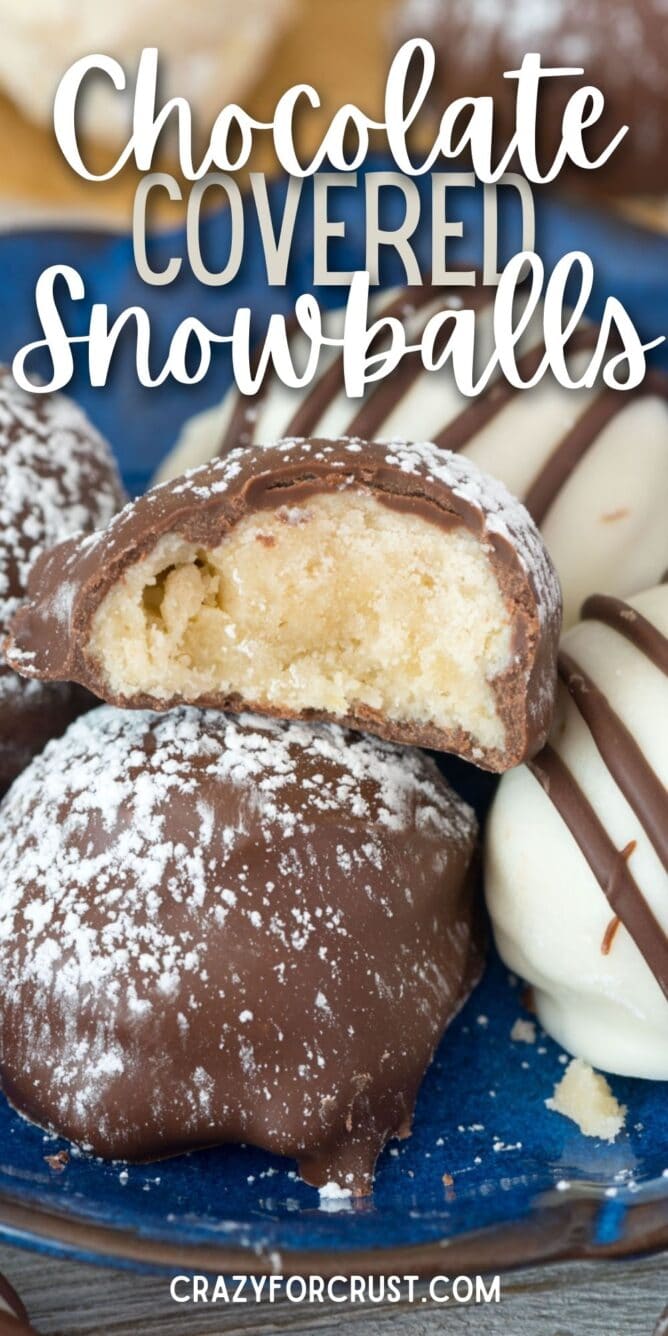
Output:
[0,174,666,1275]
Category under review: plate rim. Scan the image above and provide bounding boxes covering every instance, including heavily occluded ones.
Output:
[0,1184,666,1278]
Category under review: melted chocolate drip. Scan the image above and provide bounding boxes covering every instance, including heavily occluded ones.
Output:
[529,746,668,999]
[558,650,668,870]
[0,707,482,1187]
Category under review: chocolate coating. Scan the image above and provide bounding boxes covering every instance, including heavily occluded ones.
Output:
[0,1274,36,1336]
[396,0,668,199]
[0,706,481,1191]
[0,367,125,791]
[6,437,562,771]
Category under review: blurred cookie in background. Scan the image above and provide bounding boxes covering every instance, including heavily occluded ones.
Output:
[0,0,295,144]
[0,366,125,792]
[0,0,393,219]
[395,0,668,228]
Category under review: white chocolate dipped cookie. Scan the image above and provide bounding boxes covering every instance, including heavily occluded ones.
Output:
[0,0,293,143]
[485,584,668,1079]
[156,288,668,628]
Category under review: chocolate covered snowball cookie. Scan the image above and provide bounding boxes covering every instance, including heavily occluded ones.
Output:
[7,438,562,771]
[0,706,481,1190]
[486,585,668,1079]
[0,368,125,791]
[156,289,668,629]
[396,0,668,203]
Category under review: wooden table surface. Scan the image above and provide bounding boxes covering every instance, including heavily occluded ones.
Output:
[0,1241,665,1334]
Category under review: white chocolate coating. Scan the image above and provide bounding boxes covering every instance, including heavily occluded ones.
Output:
[157,291,668,628]
[485,585,668,1079]
[0,0,293,141]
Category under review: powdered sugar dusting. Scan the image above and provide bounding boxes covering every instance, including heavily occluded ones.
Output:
[0,705,479,1166]
[0,362,128,776]
[0,700,475,1005]
[0,368,123,636]
[398,0,665,87]
[376,437,560,624]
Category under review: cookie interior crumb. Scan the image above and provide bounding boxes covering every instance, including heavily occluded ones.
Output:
[88,490,513,747]
[510,1018,536,1044]
[546,1057,627,1142]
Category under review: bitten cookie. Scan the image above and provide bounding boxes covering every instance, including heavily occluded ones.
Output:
[0,367,125,791]
[6,438,562,771]
[157,287,668,629]
[0,706,482,1191]
[486,585,668,1079]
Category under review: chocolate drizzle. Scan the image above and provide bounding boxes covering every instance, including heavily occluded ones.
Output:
[581,594,668,674]
[558,650,668,870]
[285,286,439,440]
[524,371,668,525]
[218,284,497,460]
[524,392,631,525]
[211,289,668,542]
[219,287,442,456]
[529,745,668,1000]
[346,349,427,440]
[344,285,493,441]
[432,325,600,460]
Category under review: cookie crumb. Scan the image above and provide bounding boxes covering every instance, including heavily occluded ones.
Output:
[546,1058,626,1142]
[44,1150,69,1172]
[510,1018,536,1044]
